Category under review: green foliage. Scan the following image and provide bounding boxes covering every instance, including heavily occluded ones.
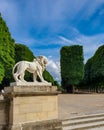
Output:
[0,14,15,86]
[60,45,84,92]
[83,45,104,91]
[91,45,104,81]
[43,70,54,85]
[15,43,35,62]
[0,63,4,83]
[15,43,35,81]
[84,57,93,84]
[43,71,61,89]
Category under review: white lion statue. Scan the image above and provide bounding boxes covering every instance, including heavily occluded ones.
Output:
[12,56,48,83]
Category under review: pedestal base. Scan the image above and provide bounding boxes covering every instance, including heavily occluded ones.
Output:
[8,119,62,130]
[10,82,52,87]
[4,85,62,130]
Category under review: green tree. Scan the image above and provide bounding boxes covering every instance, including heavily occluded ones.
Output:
[0,63,4,83]
[0,14,15,87]
[15,43,35,62]
[14,43,35,81]
[78,57,93,91]
[90,45,104,92]
[43,70,54,85]
[91,45,104,81]
[84,58,92,84]
[60,45,84,93]
[83,45,104,92]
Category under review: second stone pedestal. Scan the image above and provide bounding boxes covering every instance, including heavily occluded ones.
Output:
[4,85,62,130]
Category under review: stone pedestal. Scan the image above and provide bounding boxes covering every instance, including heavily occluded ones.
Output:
[0,99,9,130]
[4,85,62,130]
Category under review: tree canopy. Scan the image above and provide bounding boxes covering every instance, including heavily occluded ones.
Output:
[84,45,104,91]
[43,70,54,85]
[60,45,84,93]
[0,14,15,85]
[15,43,35,62]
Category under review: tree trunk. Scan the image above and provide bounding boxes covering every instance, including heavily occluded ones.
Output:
[66,85,75,93]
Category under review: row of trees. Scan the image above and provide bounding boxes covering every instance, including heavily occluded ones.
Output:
[0,13,59,90]
[60,45,104,93]
[1,11,104,93]
[82,45,104,92]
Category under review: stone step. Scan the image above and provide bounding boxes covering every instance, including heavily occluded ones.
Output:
[64,113,104,121]
[62,113,104,130]
[63,121,104,130]
[63,116,104,126]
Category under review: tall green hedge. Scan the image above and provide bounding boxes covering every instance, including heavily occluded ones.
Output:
[84,57,93,84]
[0,14,15,85]
[84,45,104,91]
[91,45,104,82]
[15,43,35,62]
[43,70,54,85]
[60,45,84,93]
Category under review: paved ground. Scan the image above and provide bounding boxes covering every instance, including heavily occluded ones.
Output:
[88,127,104,130]
[58,94,104,119]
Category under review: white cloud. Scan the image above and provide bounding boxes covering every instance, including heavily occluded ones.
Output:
[58,32,104,63]
[59,36,74,45]
[74,33,104,62]
[46,58,61,82]
[16,37,38,46]
[0,1,19,27]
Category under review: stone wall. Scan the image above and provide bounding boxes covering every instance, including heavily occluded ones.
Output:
[0,85,62,130]
[0,99,9,130]
[9,95,58,125]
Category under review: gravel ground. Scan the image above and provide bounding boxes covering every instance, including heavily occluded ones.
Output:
[87,126,104,130]
[58,94,104,119]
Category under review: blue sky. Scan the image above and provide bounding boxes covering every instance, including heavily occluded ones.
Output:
[0,0,104,82]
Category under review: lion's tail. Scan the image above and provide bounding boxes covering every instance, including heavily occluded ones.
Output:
[12,61,21,79]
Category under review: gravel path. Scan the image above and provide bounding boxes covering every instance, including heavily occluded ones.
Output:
[87,126,104,130]
[58,94,104,119]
